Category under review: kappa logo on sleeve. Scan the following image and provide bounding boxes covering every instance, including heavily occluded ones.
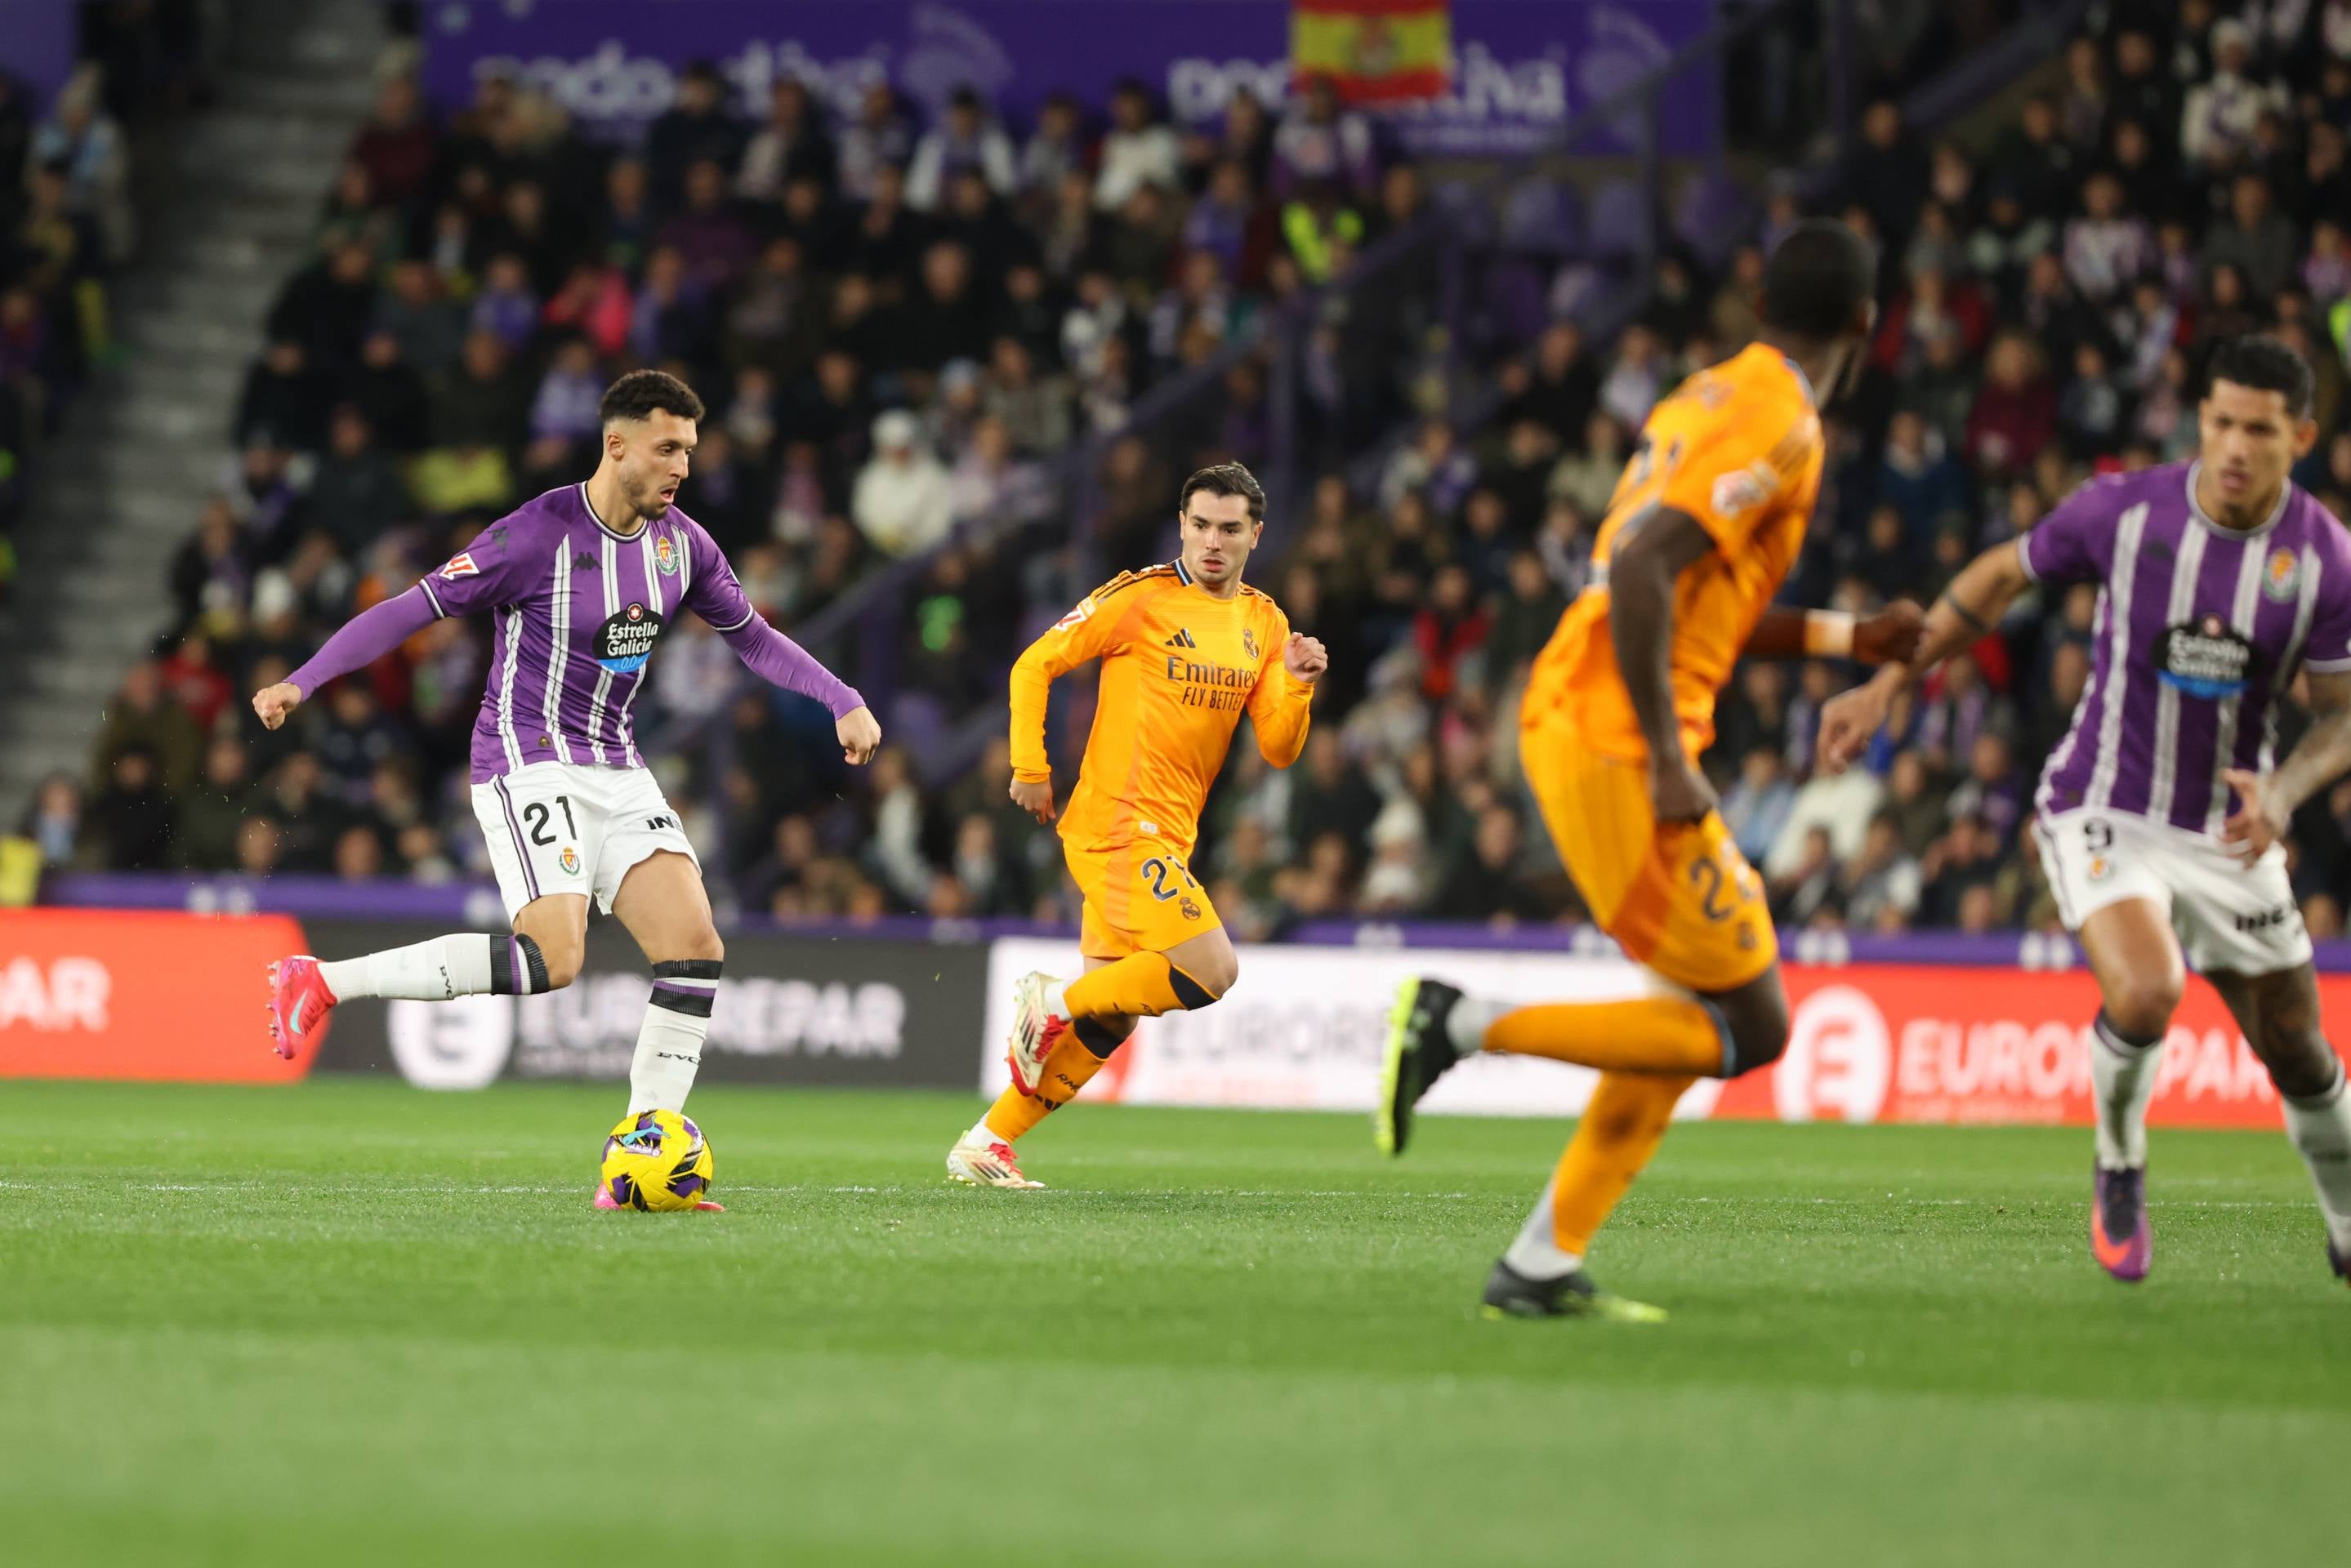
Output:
[1054,598,1097,631]
[440,552,480,580]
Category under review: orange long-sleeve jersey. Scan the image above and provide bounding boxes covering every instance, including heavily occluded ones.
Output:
[1010,562,1312,858]
[1525,342,1826,762]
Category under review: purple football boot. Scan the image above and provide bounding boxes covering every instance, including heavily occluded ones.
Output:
[2090,1165,2151,1283]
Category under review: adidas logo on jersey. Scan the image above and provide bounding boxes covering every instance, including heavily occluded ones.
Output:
[1164,628,1199,649]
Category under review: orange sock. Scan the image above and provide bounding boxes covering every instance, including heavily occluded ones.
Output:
[1483,996,1727,1076]
[983,1021,1125,1142]
[1548,1071,1694,1255]
[1063,952,1213,1018]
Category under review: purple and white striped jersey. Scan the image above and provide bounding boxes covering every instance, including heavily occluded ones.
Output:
[422,484,816,782]
[2021,461,2351,836]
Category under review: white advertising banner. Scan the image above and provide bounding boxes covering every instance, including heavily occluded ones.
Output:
[979,938,1726,1120]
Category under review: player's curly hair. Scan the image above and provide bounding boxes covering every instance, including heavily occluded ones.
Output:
[1759,218,1876,341]
[1180,461,1265,521]
[2206,334,2314,419]
[600,369,706,427]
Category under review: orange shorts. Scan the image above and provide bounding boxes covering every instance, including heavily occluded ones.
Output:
[1064,835,1223,960]
[1523,710,1777,993]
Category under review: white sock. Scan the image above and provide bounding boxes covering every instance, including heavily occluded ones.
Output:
[1446,995,1510,1055]
[319,935,488,1001]
[2282,1059,2351,1251]
[970,1116,1007,1147]
[627,960,720,1113]
[1501,1175,1585,1280]
[2090,1011,2165,1170]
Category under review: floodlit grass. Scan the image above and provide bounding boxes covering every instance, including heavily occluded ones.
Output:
[3,1079,2344,1566]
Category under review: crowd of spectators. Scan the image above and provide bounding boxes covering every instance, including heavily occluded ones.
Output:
[1150,0,2351,943]
[38,47,1422,912]
[42,3,2351,947]
[0,20,172,605]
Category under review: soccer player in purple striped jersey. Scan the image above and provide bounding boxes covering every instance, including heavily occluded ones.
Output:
[253,371,881,1206]
[1821,337,2351,1289]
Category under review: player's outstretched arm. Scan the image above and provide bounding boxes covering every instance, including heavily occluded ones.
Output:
[1248,631,1325,767]
[1816,540,2030,775]
[1608,505,1720,823]
[1737,601,1925,664]
[685,527,876,763]
[1007,587,1128,821]
[257,586,442,726]
[2225,670,2351,864]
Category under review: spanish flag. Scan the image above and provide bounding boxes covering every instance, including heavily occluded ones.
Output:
[1292,0,1453,105]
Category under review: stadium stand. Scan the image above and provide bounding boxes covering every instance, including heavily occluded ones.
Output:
[28,0,2351,947]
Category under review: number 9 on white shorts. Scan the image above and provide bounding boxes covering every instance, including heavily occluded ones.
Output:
[2032,808,2310,974]
[470,762,700,920]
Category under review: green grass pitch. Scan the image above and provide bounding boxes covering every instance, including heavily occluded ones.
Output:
[3,1079,2345,1566]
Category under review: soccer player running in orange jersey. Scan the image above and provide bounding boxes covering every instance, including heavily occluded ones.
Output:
[1376,221,1922,1318]
[945,462,1327,1187]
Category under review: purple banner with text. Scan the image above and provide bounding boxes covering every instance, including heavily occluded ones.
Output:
[421,0,1717,158]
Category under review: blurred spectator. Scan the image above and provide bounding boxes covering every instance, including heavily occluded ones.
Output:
[306,407,410,555]
[33,66,131,263]
[88,746,174,871]
[2201,172,2299,301]
[907,88,1016,212]
[737,78,836,201]
[838,82,915,203]
[349,74,436,211]
[91,661,201,795]
[2180,19,2286,174]
[18,773,84,869]
[854,409,952,556]
[1722,748,1800,864]
[1095,81,1181,210]
[646,61,745,209]
[1843,812,1924,932]
[237,339,329,452]
[1274,76,1375,196]
[174,737,260,871]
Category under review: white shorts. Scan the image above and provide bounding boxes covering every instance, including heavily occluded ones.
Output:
[471,762,698,921]
[2032,808,2310,976]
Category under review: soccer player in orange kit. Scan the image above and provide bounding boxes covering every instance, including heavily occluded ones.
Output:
[944,462,1327,1187]
[1377,221,1925,1317]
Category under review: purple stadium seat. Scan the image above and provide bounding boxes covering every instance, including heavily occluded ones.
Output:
[1672,172,1751,265]
[1582,179,1653,262]
[1501,178,1581,257]
[888,693,950,775]
[1431,178,1495,249]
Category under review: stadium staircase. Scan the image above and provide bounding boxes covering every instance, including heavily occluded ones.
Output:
[0,0,386,817]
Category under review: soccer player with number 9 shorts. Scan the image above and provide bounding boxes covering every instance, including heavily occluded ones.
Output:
[1818,335,2351,1291]
[944,462,1327,1189]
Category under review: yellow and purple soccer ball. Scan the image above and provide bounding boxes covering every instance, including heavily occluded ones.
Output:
[599,1109,716,1211]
